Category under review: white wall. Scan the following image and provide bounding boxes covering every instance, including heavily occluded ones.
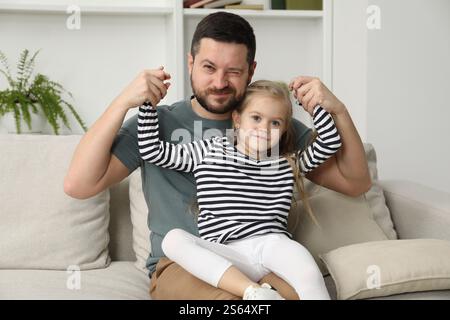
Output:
[332,0,368,142]
[333,0,450,194]
[366,0,450,193]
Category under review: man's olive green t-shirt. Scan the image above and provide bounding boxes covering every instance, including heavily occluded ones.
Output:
[111,98,312,276]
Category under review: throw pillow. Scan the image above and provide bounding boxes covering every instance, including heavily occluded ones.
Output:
[0,134,110,270]
[289,143,397,275]
[129,168,151,274]
[320,239,450,300]
[363,143,397,240]
[289,189,389,275]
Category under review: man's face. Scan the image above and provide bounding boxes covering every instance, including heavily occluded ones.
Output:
[188,38,256,115]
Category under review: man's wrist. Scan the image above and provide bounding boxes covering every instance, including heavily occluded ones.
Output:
[333,102,348,117]
[111,97,131,113]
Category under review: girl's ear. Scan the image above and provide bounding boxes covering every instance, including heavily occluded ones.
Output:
[232,110,241,128]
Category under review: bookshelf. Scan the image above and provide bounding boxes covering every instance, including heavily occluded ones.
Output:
[0,0,332,127]
[183,8,324,18]
[0,0,173,15]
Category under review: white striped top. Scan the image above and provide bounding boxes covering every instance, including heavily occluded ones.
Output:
[137,103,341,244]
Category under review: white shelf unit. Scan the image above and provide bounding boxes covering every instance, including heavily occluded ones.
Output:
[0,0,173,15]
[0,0,333,131]
[184,8,323,18]
[0,5,173,15]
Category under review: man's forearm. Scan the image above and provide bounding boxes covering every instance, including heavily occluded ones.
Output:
[333,106,371,188]
[64,98,129,191]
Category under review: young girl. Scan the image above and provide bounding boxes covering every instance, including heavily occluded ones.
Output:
[137,80,341,300]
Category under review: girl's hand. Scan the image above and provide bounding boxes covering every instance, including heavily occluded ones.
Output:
[288,76,346,116]
[115,66,171,110]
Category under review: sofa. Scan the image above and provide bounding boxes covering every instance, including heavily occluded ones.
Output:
[1,133,449,300]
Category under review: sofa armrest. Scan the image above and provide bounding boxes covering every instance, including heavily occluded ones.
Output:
[378,180,450,241]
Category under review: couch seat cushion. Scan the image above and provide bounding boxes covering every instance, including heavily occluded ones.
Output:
[0,262,150,299]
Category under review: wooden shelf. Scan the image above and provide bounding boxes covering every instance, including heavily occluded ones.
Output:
[184,8,323,19]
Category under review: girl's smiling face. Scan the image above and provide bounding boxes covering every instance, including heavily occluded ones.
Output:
[232,94,289,159]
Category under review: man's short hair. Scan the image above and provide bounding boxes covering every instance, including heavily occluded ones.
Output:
[190,12,256,66]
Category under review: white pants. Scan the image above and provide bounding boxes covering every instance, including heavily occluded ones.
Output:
[161,228,330,300]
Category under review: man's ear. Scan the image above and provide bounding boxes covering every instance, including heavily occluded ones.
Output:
[248,61,257,82]
[187,53,194,75]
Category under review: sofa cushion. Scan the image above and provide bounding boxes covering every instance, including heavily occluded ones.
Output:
[289,189,389,275]
[363,143,397,240]
[323,274,450,300]
[129,168,151,274]
[0,134,110,270]
[320,239,450,300]
[367,289,450,300]
[109,175,135,262]
[289,143,397,275]
[0,262,150,299]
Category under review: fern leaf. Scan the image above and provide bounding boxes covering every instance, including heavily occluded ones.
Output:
[61,100,87,132]
[13,104,22,134]
[17,49,29,92]
[0,90,7,116]
[54,97,71,130]
[37,88,60,135]
[0,51,16,88]
[22,49,40,91]
[17,91,32,130]
[29,102,39,114]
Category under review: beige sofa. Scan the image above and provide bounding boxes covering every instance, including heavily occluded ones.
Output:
[1,134,449,300]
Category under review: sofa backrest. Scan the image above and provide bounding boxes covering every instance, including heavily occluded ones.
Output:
[1,133,398,275]
[109,176,135,261]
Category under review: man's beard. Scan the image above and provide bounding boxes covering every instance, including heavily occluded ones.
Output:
[191,74,247,115]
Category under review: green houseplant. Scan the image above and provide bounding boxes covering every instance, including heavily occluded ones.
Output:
[0,49,87,134]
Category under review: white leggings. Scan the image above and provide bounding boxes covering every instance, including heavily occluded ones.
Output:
[161,228,330,300]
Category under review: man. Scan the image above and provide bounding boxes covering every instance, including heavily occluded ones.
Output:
[64,12,371,299]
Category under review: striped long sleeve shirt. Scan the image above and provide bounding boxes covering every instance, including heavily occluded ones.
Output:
[137,103,341,244]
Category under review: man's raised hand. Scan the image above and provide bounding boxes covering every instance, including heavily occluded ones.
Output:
[288,76,345,116]
[116,66,171,110]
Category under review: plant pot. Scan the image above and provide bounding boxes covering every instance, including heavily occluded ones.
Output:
[0,109,46,134]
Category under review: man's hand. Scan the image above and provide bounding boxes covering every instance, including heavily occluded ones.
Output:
[289,76,345,116]
[289,76,372,197]
[115,66,171,110]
